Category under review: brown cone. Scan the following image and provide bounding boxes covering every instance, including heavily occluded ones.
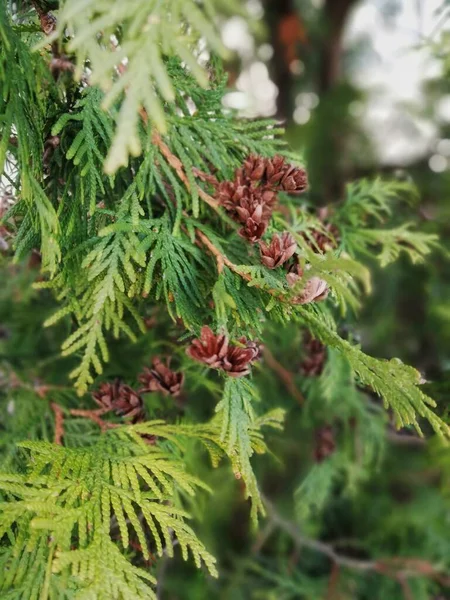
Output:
[186,326,229,368]
[304,223,340,253]
[260,232,297,269]
[222,345,256,378]
[186,328,261,377]
[93,380,145,423]
[242,154,267,181]
[40,12,57,35]
[216,181,248,212]
[265,155,308,193]
[286,269,329,305]
[280,165,308,193]
[213,155,309,247]
[218,183,275,243]
[300,334,327,376]
[139,358,184,397]
[222,337,262,378]
[264,155,287,185]
[314,425,336,462]
[238,216,268,243]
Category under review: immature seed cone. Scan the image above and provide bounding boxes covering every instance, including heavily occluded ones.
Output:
[304,223,340,253]
[186,326,229,368]
[214,155,309,248]
[297,277,329,304]
[222,346,256,378]
[280,165,308,193]
[260,232,297,269]
[186,328,261,377]
[222,337,263,378]
[285,263,303,287]
[242,154,267,181]
[238,214,268,243]
[139,358,184,397]
[265,155,308,193]
[300,335,326,376]
[40,12,57,35]
[287,270,329,305]
[93,380,145,423]
[264,155,287,185]
[218,183,276,243]
[244,338,263,362]
[235,193,273,243]
[314,425,336,462]
[216,181,248,212]
[235,190,276,224]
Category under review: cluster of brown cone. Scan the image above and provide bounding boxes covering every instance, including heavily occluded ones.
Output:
[215,154,307,244]
[92,358,184,424]
[186,326,262,378]
[212,155,332,305]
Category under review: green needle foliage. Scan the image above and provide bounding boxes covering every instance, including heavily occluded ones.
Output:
[0,1,449,598]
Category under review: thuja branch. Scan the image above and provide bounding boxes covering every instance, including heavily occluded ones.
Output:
[195,228,290,301]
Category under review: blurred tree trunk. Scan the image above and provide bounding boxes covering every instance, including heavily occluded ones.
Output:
[264,0,297,120]
[264,0,359,119]
[264,0,360,202]
[312,0,360,202]
[319,0,359,94]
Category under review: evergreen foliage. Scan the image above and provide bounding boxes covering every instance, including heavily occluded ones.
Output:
[0,1,449,598]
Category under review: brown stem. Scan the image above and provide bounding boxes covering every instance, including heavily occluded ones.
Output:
[326,561,340,599]
[69,408,118,432]
[397,576,414,600]
[150,129,220,211]
[195,229,233,277]
[263,346,305,405]
[151,130,189,187]
[50,402,65,445]
[192,167,218,186]
[195,228,290,304]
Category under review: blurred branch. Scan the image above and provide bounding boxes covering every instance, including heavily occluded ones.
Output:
[386,430,426,447]
[262,495,376,571]
[263,346,305,405]
[262,495,450,587]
